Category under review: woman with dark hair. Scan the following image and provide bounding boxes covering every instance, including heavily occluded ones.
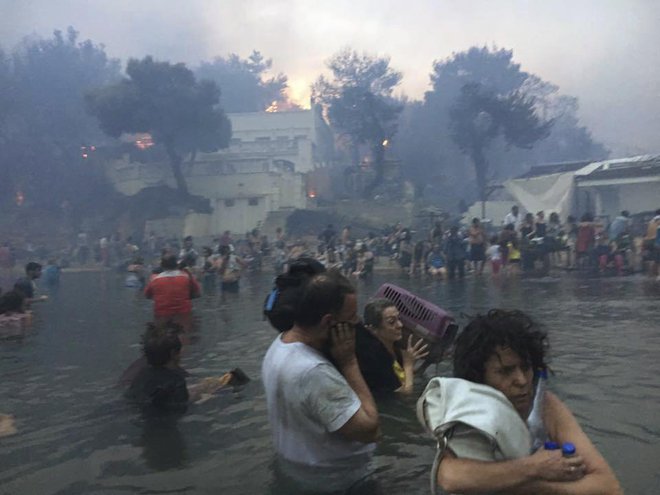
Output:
[126,321,243,410]
[425,309,621,494]
[355,298,428,393]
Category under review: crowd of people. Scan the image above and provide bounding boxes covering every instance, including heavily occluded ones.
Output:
[306,206,660,281]
[2,208,653,490]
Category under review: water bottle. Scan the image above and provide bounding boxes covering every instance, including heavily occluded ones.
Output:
[527,369,548,452]
[562,442,576,457]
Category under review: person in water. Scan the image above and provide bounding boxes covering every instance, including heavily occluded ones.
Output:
[126,322,245,411]
[434,309,622,494]
[261,271,379,492]
[356,298,428,394]
[14,262,48,306]
[144,254,200,329]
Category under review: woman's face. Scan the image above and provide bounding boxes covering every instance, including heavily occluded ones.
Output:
[483,346,534,418]
[376,306,403,344]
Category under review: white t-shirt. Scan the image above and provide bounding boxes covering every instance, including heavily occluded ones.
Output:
[262,335,374,490]
[503,212,521,230]
[486,245,501,261]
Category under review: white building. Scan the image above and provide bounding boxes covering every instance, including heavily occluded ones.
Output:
[105,108,334,237]
[503,155,660,222]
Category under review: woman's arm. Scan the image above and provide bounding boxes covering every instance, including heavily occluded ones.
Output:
[437,447,585,494]
[534,391,623,495]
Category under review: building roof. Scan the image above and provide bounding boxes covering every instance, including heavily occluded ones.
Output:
[516,160,593,179]
[575,154,660,183]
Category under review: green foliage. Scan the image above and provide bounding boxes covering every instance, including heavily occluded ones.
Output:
[313,49,402,195]
[86,56,232,195]
[195,50,290,112]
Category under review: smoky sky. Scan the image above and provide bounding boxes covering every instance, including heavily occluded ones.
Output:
[2,0,659,156]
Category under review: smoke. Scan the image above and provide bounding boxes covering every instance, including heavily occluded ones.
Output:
[2,0,658,153]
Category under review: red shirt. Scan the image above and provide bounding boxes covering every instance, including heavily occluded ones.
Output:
[144,270,200,317]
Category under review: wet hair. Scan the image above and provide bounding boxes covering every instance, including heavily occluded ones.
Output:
[294,271,355,328]
[453,309,548,384]
[0,290,25,314]
[25,262,41,274]
[161,254,178,270]
[142,321,183,366]
[363,298,396,329]
[472,217,480,225]
[549,212,559,223]
[581,212,594,222]
[218,245,231,256]
[490,234,499,245]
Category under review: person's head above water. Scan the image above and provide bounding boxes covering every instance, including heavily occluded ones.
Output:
[142,321,183,367]
[363,298,402,345]
[25,261,42,279]
[160,254,178,270]
[453,309,548,417]
[293,270,357,330]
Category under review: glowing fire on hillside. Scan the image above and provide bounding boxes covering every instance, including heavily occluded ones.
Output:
[134,134,154,150]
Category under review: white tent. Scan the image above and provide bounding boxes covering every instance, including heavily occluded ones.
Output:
[503,162,602,220]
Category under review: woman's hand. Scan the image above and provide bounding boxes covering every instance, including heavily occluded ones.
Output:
[402,335,429,366]
[526,448,586,482]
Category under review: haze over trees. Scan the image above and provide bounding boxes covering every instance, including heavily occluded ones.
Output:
[86,56,232,196]
[313,49,403,195]
[195,51,292,113]
[0,27,609,221]
[449,82,553,216]
[394,46,608,210]
[0,28,120,210]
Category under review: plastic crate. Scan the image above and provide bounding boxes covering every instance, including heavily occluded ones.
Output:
[374,283,457,346]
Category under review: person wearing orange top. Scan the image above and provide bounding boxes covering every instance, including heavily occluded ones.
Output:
[144,254,200,329]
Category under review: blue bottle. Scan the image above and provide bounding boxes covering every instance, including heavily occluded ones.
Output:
[544,441,559,450]
[562,442,576,457]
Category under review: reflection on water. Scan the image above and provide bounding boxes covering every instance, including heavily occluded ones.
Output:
[1,271,659,494]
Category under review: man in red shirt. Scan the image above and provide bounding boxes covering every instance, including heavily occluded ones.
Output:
[145,254,201,329]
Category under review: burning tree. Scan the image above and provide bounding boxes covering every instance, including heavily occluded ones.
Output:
[313,49,402,196]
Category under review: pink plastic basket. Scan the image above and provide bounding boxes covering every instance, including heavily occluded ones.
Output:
[373,283,457,346]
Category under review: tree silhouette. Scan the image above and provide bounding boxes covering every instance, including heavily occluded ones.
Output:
[313,49,402,196]
[449,82,553,217]
[196,50,291,113]
[86,56,231,196]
